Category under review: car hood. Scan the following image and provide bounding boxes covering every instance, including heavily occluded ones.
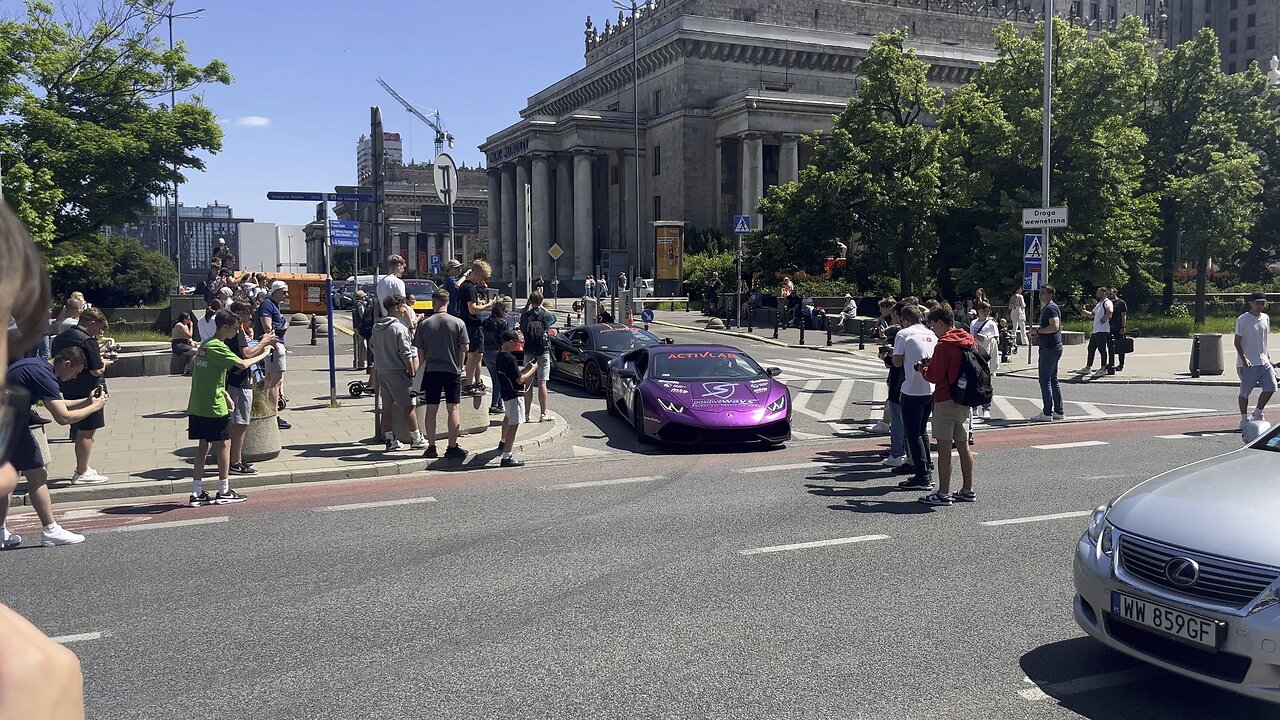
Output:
[650,377,782,411]
[1108,449,1280,567]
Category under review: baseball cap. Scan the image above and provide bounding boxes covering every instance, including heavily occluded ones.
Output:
[1248,291,1267,302]
[500,329,520,343]
[447,259,463,269]
[270,280,289,294]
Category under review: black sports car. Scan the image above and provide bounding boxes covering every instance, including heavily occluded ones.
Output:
[549,323,666,395]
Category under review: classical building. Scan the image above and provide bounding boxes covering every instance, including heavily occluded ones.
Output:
[1166,0,1278,74]
[479,0,1154,294]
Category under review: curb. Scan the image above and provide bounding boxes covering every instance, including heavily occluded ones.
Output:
[650,320,868,357]
[997,367,1237,387]
[10,417,570,506]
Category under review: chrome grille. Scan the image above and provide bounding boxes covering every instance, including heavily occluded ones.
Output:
[1118,534,1280,610]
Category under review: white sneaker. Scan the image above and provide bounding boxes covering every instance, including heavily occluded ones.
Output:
[1052,412,1064,421]
[1252,410,1266,421]
[982,409,992,420]
[1030,413,1053,422]
[868,421,891,434]
[409,434,428,450]
[70,468,109,485]
[41,525,85,547]
[1,528,20,550]
[880,455,905,468]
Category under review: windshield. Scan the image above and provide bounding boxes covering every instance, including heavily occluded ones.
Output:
[593,326,659,353]
[403,280,437,298]
[650,350,766,381]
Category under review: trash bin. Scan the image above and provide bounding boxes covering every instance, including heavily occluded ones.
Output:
[1192,333,1225,376]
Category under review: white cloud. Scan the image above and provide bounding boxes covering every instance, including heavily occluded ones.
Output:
[235,116,271,128]
[217,117,230,125]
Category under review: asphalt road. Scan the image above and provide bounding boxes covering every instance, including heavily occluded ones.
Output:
[6,395,1274,718]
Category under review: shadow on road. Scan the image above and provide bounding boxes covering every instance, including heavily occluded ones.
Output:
[100,502,186,517]
[795,449,935,515]
[576,409,790,456]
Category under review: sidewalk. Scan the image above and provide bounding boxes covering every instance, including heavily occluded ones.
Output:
[644,309,1245,386]
[11,333,569,506]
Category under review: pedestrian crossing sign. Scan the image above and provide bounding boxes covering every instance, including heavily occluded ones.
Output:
[1024,234,1044,261]
[733,215,752,235]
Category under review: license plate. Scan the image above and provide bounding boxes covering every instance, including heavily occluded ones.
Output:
[1111,592,1222,648]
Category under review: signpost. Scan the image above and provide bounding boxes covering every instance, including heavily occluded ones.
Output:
[1023,233,1044,292]
[549,243,563,306]
[267,191,375,203]
[732,215,751,328]
[434,153,459,263]
[429,254,441,275]
[1021,207,1068,229]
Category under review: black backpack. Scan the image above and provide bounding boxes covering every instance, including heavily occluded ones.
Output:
[354,300,374,340]
[522,311,548,355]
[951,347,994,408]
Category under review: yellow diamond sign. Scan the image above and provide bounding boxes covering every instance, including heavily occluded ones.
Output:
[548,242,564,261]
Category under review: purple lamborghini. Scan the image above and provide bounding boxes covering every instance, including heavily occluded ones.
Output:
[606,344,791,446]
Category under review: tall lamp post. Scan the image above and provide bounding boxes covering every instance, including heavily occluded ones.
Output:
[612,0,642,279]
[157,2,205,289]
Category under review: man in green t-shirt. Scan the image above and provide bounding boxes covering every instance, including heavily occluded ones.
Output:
[186,310,277,507]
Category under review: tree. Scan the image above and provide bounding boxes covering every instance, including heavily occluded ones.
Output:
[0,0,231,255]
[51,235,177,306]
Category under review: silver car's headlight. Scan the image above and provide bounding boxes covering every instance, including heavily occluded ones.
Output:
[1085,504,1115,556]
[766,396,786,414]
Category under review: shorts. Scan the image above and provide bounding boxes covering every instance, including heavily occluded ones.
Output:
[10,425,50,472]
[524,352,551,383]
[931,400,970,451]
[503,398,526,424]
[188,414,231,442]
[420,371,462,406]
[227,386,252,426]
[377,369,414,407]
[70,407,106,434]
[1238,364,1279,396]
[263,343,287,374]
[464,321,482,353]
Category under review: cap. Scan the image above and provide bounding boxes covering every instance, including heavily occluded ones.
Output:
[355,290,367,299]
[968,309,977,317]
[218,238,226,244]
[269,280,289,294]
[500,329,521,343]
[447,259,463,269]
[844,293,852,299]
[1249,291,1267,302]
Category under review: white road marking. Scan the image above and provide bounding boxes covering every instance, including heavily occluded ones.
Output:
[791,430,827,440]
[315,497,438,512]
[1030,440,1109,450]
[870,380,887,404]
[740,534,891,555]
[820,379,856,421]
[1155,434,1196,440]
[60,508,105,520]
[541,476,663,490]
[736,462,826,474]
[982,510,1091,526]
[792,379,826,420]
[51,632,104,645]
[570,445,613,457]
[1019,668,1161,701]
[992,396,1025,421]
[105,516,229,532]
[1076,402,1107,418]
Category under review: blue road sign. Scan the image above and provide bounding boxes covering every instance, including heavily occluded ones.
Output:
[1024,234,1044,262]
[429,255,441,274]
[267,191,323,202]
[1023,268,1042,292]
[733,215,752,235]
[330,233,359,242]
[327,192,374,203]
[328,220,359,231]
[330,238,359,248]
[641,308,654,323]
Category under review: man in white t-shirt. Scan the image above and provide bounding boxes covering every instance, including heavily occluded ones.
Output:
[376,255,408,320]
[1080,287,1113,375]
[969,301,999,421]
[892,304,937,491]
[1235,291,1275,426]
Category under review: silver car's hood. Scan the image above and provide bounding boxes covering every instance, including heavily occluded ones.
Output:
[1108,449,1280,567]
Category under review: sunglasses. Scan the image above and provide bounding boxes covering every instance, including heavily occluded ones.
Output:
[0,386,32,468]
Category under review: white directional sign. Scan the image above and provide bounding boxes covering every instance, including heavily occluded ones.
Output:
[1022,207,1069,228]
[434,153,458,206]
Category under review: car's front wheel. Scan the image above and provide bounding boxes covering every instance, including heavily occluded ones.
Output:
[606,384,619,416]
[583,362,603,395]
[633,396,652,444]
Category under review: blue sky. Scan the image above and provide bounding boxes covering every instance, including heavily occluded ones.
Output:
[175,0,612,224]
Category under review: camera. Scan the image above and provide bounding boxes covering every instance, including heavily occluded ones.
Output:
[913,358,931,372]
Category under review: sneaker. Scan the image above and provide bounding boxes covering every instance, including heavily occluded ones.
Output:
[539,413,549,423]
[953,489,978,503]
[501,456,525,467]
[897,477,935,491]
[70,468,109,485]
[1076,366,1093,374]
[1030,413,1053,422]
[919,491,953,506]
[1,529,20,550]
[982,409,992,420]
[423,445,438,459]
[277,418,292,430]
[1052,412,1064,421]
[409,435,429,450]
[868,421,891,434]
[489,406,504,415]
[229,462,257,476]
[443,446,467,459]
[41,525,85,547]
[1105,367,1116,376]
[213,489,248,505]
[385,437,403,452]
[879,455,905,468]
[189,491,213,507]
[1252,410,1266,421]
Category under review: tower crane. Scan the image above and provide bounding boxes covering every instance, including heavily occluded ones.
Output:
[376,77,455,158]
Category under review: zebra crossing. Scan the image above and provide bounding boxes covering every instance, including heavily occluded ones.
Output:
[760,355,1215,435]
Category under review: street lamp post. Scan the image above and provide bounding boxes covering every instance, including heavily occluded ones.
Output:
[157,2,205,289]
[613,0,642,280]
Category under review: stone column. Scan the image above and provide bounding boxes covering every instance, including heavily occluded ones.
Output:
[740,133,763,227]
[573,151,594,281]
[487,169,502,271]
[555,154,574,282]
[531,153,552,280]
[780,134,800,185]
[713,138,724,234]
[621,149,638,270]
[515,160,530,290]
[501,165,516,280]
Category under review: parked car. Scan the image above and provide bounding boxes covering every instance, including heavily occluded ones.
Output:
[549,323,665,395]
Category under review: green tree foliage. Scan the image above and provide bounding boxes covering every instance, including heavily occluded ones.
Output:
[52,235,177,307]
[682,251,736,304]
[0,0,231,256]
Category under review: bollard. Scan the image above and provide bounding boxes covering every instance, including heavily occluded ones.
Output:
[859,319,866,351]
[799,319,806,346]
[310,323,317,346]
[773,309,780,340]
[1190,336,1202,378]
[747,307,754,333]
[826,320,833,347]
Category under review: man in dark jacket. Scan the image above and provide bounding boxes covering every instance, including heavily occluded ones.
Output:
[919,305,977,507]
[481,300,512,415]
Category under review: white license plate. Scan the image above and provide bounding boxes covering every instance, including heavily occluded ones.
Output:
[1111,592,1222,648]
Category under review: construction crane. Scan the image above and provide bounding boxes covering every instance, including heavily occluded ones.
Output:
[377,77,455,159]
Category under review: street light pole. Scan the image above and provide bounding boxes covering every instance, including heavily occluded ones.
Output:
[158,2,205,289]
[1041,0,1053,286]
[614,0,642,279]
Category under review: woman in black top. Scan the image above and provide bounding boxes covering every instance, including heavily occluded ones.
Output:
[480,301,511,414]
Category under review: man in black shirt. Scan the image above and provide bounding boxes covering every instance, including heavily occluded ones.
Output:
[50,307,113,484]
[1108,287,1129,373]
[495,330,538,467]
[460,260,495,395]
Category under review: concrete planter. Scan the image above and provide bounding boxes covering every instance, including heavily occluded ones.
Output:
[241,384,280,463]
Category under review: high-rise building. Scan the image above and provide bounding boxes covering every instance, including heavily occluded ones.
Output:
[105,202,253,284]
[1166,0,1279,74]
[356,132,404,184]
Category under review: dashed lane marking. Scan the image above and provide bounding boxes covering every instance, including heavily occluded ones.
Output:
[740,534,891,556]
[1019,668,1161,701]
[101,516,229,533]
[736,462,826,474]
[982,510,1091,527]
[541,476,663,490]
[52,632,105,645]
[1030,440,1109,450]
[315,497,437,512]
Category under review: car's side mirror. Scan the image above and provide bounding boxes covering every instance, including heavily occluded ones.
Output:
[767,367,782,377]
[663,337,675,344]
[617,368,637,380]
[572,338,586,348]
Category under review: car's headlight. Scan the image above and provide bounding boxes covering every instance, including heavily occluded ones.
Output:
[1085,505,1108,543]
[766,396,787,414]
[657,398,686,414]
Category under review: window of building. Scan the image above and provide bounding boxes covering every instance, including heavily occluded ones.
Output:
[610,165,619,185]
[607,102,620,112]
[1229,61,1238,72]
[1246,12,1255,26]
[652,89,661,115]
[1248,0,1255,5]
[1230,38,1238,52]
[1229,0,1236,9]
[1090,2,1100,19]
[652,196,661,221]
[1204,0,1210,10]
[653,146,661,176]
[1247,35,1255,49]
[1229,17,1237,31]
[1071,0,1082,14]
[1108,3,1117,20]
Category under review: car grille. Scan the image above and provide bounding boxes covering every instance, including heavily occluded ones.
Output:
[1118,534,1280,610]
[656,420,790,445]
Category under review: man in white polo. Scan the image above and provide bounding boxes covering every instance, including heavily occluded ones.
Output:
[1236,291,1275,427]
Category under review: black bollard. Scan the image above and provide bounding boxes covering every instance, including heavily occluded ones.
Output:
[773,309,780,340]
[747,306,754,333]
[826,319,833,347]
[858,319,866,351]
[799,318,806,346]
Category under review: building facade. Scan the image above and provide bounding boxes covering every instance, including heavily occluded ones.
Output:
[479,0,1151,294]
[105,202,253,285]
[357,132,404,185]
[1167,0,1278,74]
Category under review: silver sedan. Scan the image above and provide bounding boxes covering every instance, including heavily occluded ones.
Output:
[1073,429,1280,703]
